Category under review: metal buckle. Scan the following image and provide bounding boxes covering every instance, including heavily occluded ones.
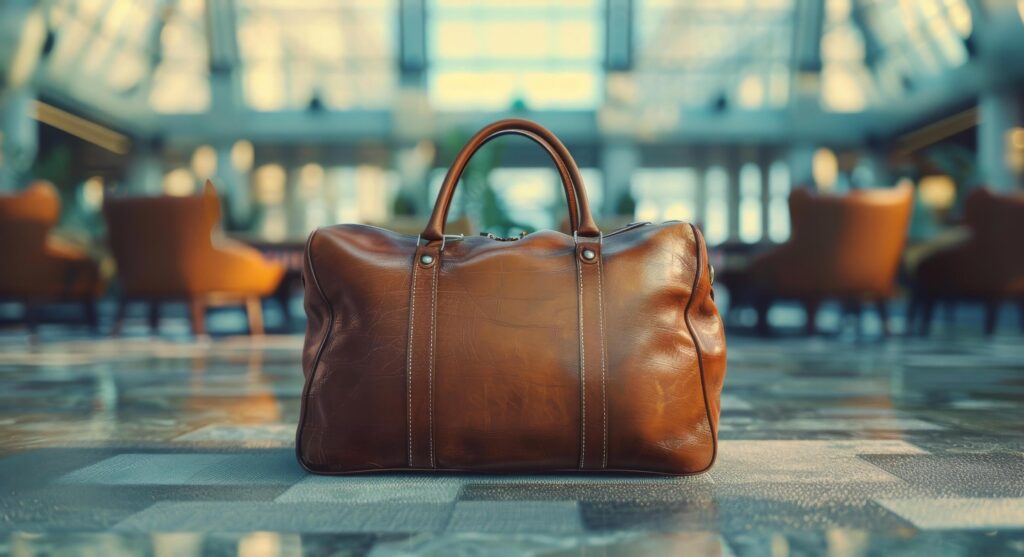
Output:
[419,234,464,252]
[572,231,603,246]
[441,234,463,252]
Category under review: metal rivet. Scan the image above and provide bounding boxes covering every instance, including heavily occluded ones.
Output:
[581,249,596,261]
[420,254,435,266]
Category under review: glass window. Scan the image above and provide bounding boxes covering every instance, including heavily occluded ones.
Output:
[428,0,603,110]
[149,0,211,113]
[630,169,699,223]
[633,0,795,111]
[236,0,397,111]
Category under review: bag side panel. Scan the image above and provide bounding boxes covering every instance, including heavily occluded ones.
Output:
[604,223,717,474]
[297,226,415,473]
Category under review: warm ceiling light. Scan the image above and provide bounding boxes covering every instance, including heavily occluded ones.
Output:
[812,148,839,191]
[1009,127,1024,150]
[918,175,957,210]
[231,140,254,172]
[299,163,324,199]
[163,168,196,197]
[81,176,104,210]
[254,164,286,205]
[191,145,217,178]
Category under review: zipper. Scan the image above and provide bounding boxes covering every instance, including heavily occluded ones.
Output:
[604,221,651,238]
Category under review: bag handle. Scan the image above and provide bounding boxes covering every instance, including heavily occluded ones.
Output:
[421,119,601,242]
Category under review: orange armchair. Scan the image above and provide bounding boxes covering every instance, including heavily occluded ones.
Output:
[737,184,913,334]
[910,188,1024,335]
[0,181,103,330]
[103,181,284,335]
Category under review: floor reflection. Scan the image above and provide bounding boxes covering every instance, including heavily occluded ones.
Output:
[1,332,1023,556]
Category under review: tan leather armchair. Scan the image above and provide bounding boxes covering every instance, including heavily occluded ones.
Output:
[910,188,1024,335]
[0,181,103,331]
[736,184,914,335]
[103,181,284,335]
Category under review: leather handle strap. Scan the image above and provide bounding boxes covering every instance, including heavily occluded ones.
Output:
[421,119,601,242]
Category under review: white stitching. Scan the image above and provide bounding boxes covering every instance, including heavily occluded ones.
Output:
[428,259,438,467]
[576,246,586,469]
[597,251,608,469]
[406,256,418,467]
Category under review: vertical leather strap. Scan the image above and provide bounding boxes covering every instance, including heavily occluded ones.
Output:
[575,236,608,470]
[406,242,440,468]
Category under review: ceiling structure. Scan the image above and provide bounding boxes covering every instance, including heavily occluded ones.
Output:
[12,0,1024,145]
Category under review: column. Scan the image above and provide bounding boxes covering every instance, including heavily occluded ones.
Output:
[760,149,773,241]
[726,155,741,241]
[977,89,1024,191]
[124,140,163,194]
[394,141,435,216]
[853,149,892,188]
[786,143,816,189]
[0,89,37,191]
[216,141,253,227]
[600,142,639,221]
[0,1,44,191]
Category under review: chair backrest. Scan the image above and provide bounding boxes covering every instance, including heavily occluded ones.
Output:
[963,187,1024,275]
[786,184,914,296]
[103,182,222,297]
[0,181,62,292]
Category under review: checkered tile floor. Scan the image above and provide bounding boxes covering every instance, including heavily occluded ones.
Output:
[0,331,1022,555]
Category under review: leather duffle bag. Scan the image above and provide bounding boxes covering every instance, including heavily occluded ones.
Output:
[297,119,726,475]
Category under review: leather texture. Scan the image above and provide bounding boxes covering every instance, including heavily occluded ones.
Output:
[298,119,726,475]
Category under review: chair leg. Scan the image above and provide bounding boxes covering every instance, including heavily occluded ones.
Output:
[111,298,127,336]
[875,299,891,337]
[841,300,861,335]
[83,300,99,333]
[941,301,955,327]
[189,299,207,337]
[803,299,820,336]
[148,302,160,334]
[24,303,39,337]
[754,296,772,337]
[983,299,999,337]
[920,296,935,336]
[245,297,265,336]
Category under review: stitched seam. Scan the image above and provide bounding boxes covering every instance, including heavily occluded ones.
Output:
[684,224,718,473]
[295,228,332,472]
[428,259,438,468]
[576,248,586,469]
[597,252,608,469]
[406,256,419,468]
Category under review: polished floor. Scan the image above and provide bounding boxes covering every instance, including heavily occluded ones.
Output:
[1,316,1023,556]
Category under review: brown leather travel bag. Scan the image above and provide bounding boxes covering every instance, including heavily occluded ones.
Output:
[298,119,726,475]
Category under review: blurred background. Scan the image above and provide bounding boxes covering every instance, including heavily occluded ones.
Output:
[1,0,1023,337]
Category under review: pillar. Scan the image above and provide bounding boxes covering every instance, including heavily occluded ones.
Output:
[786,143,816,189]
[124,141,163,193]
[977,88,1024,191]
[600,142,639,220]
[726,156,741,241]
[0,88,36,191]
[216,142,253,227]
